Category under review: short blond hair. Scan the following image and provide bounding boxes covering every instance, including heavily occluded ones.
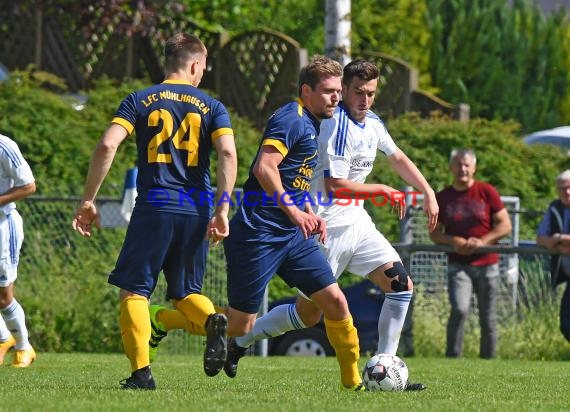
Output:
[298,55,342,96]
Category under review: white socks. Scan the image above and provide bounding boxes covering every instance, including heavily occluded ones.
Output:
[236,303,306,348]
[377,291,412,355]
[0,315,10,341]
[0,299,31,350]
[233,291,412,355]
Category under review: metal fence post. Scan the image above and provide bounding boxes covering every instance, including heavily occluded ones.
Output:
[254,286,269,357]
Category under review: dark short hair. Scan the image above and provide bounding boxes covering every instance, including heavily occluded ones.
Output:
[298,55,342,96]
[164,33,206,73]
[342,59,379,86]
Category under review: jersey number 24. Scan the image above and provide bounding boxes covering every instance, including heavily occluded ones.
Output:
[147,109,200,166]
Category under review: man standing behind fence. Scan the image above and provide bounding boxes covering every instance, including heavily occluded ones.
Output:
[536,170,570,342]
[72,33,237,389]
[429,149,511,359]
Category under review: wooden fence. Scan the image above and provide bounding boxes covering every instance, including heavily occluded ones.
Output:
[0,6,468,128]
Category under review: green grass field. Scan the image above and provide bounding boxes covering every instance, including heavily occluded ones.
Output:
[1,353,568,412]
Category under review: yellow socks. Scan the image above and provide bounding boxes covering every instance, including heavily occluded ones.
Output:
[174,293,216,332]
[153,297,226,336]
[157,307,206,336]
[119,295,151,372]
[324,316,361,388]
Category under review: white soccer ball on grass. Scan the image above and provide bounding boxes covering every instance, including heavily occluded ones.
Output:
[361,353,409,391]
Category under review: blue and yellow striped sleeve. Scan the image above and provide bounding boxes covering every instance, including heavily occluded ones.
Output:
[262,138,288,157]
[112,117,134,135]
[211,127,234,143]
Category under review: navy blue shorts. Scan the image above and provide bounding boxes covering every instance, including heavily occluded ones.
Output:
[223,218,336,314]
[108,209,209,299]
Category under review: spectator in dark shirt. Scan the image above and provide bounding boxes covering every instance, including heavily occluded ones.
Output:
[536,169,570,342]
[429,149,512,358]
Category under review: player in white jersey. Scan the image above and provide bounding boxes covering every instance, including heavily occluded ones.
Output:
[0,132,37,368]
[224,59,438,391]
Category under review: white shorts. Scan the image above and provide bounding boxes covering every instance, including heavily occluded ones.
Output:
[0,210,24,287]
[321,215,401,279]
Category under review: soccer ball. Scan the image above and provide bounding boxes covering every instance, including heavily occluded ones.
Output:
[361,353,409,391]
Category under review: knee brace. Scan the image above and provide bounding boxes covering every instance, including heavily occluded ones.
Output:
[384,262,410,292]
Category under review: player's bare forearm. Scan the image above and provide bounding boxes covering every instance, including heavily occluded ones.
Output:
[74,124,126,237]
[210,134,236,239]
[0,182,36,206]
[255,162,296,218]
[252,145,319,238]
[213,134,237,216]
[81,145,116,202]
[254,162,314,237]
[325,177,398,198]
[387,150,438,230]
[387,150,434,197]
[81,124,126,202]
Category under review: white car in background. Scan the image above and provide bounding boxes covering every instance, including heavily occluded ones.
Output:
[524,126,570,154]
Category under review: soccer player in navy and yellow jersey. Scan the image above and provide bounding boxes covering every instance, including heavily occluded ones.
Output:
[222,55,365,391]
[72,33,237,389]
[236,98,319,232]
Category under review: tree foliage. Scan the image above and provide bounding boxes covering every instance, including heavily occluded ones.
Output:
[176,0,325,54]
[2,0,568,132]
[351,0,433,86]
[426,0,570,132]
